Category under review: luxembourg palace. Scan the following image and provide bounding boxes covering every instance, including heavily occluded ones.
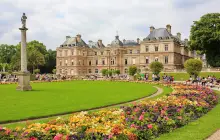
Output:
[56,24,194,76]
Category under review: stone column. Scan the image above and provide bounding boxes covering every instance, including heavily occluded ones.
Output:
[16,13,32,91]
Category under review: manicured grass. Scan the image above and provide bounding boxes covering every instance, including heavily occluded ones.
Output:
[3,84,172,129]
[0,80,157,123]
[156,90,220,140]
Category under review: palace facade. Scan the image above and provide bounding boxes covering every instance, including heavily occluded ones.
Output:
[56,24,194,76]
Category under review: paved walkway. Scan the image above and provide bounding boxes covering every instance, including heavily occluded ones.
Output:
[206,130,220,140]
[1,86,163,125]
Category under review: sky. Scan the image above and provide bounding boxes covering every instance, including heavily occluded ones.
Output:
[0,0,219,50]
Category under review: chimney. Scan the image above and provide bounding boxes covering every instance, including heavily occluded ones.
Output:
[137,38,140,44]
[150,26,155,33]
[166,24,171,34]
[123,39,126,44]
[66,36,71,40]
[177,32,181,40]
[98,39,102,47]
[76,34,81,42]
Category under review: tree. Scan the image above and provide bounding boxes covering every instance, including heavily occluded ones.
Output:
[27,47,45,73]
[52,69,56,74]
[184,59,203,79]
[0,63,9,72]
[33,69,40,74]
[128,66,137,76]
[115,70,120,75]
[149,61,164,75]
[101,69,108,76]
[189,13,220,67]
[0,44,16,64]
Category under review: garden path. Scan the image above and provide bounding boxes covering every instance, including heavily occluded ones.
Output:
[206,129,220,140]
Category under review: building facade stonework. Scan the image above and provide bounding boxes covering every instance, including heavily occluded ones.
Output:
[56,24,194,76]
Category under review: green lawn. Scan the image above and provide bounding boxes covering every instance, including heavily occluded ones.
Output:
[0,80,157,123]
[157,90,220,140]
[3,84,172,129]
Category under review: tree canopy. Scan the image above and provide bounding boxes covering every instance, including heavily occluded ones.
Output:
[0,40,56,73]
[189,13,220,67]
[128,66,137,76]
[149,61,163,75]
[184,59,203,78]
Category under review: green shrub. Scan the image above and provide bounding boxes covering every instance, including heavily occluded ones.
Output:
[101,69,108,76]
[33,69,40,74]
[184,59,202,78]
[150,61,164,75]
[129,66,137,76]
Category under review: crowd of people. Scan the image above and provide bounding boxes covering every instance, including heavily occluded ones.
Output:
[0,73,18,82]
[187,75,220,88]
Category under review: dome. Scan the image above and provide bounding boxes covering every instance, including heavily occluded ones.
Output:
[111,35,123,47]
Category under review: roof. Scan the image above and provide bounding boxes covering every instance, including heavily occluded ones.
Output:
[111,35,123,47]
[61,36,88,47]
[146,28,172,39]
[123,40,139,46]
[88,41,105,48]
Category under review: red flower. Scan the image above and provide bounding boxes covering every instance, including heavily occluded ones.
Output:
[29,137,38,140]
[147,124,153,129]
[139,114,144,121]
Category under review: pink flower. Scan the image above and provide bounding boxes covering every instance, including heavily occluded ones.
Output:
[29,137,38,140]
[108,134,113,139]
[139,114,144,121]
[54,134,63,140]
[147,124,153,129]
[130,124,136,128]
[0,126,2,131]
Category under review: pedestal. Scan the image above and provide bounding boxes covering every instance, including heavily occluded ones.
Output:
[16,72,32,91]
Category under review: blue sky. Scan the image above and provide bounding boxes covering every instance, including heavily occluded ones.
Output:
[0,0,219,50]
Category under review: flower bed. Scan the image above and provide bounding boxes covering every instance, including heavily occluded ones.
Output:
[0,83,218,140]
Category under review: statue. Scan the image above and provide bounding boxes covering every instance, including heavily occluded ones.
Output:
[21,13,27,28]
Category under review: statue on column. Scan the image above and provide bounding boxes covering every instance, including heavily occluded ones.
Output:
[21,13,27,28]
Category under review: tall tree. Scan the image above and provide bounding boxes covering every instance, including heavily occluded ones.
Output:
[189,13,220,67]
[0,44,16,64]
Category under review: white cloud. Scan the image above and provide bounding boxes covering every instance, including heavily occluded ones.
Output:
[0,0,219,49]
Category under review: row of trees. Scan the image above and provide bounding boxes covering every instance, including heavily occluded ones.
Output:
[0,40,56,73]
[101,59,202,80]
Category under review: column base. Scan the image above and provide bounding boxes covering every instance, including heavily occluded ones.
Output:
[16,71,32,91]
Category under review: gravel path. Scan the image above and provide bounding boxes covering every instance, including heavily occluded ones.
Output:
[206,129,220,140]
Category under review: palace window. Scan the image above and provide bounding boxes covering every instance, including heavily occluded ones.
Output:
[102,59,105,65]
[132,58,136,64]
[145,46,149,52]
[111,58,114,65]
[71,60,74,65]
[89,61,91,66]
[137,50,140,54]
[155,57,159,62]
[146,57,149,64]
[72,51,74,55]
[101,52,103,55]
[165,56,168,64]
[95,69,98,73]
[96,60,98,65]
[130,50,132,54]
[95,52,97,55]
[155,46,158,52]
[125,59,128,65]
[65,60,68,66]
[60,60,62,66]
[88,69,92,73]
[165,45,168,51]
[124,68,128,73]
